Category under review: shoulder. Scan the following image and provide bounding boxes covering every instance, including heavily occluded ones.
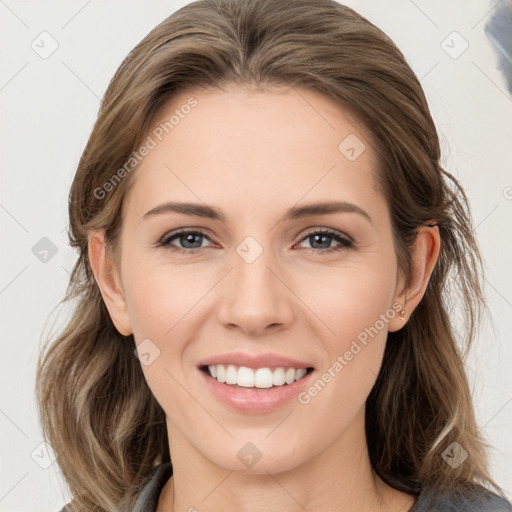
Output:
[412,483,512,512]
[56,462,173,512]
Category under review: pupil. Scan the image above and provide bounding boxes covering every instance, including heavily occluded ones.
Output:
[184,234,201,247]
[314,234,329,248]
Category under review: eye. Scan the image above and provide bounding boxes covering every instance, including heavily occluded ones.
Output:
[296,229,354,253]
[158,229,214,253]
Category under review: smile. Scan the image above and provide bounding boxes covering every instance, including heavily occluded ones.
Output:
[197,352,315,413]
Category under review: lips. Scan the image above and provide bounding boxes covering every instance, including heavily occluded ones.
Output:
[197,351,315,413]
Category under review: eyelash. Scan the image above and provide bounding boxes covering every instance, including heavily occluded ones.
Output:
[157,228,354,255]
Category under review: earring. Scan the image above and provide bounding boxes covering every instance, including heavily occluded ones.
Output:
[398,308,406,320]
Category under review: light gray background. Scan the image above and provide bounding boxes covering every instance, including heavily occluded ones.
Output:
[1,1,511,510]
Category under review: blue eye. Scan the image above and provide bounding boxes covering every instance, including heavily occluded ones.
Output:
[298,230,353,252]
[159,230,212,252]
[157,228,353,254]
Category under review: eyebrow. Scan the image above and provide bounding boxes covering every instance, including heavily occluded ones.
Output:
[142,200,372,224]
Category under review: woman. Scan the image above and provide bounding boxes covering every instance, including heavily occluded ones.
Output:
[36,0,511,510]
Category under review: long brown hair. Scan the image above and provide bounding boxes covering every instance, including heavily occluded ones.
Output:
[36,0,499,509]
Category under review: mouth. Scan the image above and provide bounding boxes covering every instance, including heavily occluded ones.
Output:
[196,352,316,413]
[200,364,314,390]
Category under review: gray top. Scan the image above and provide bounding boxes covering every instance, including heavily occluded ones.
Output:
[131,463,173,512]
[59,463,512,511]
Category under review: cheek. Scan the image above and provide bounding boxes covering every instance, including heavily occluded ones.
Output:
[298,253,397,404]
[307,259,397,351]
[123,261,200,418]
[125,276,170,341]
[122,247,204,340]
[122,256,213,398]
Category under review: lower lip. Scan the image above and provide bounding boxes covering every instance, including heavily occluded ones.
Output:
[199,368,313,414]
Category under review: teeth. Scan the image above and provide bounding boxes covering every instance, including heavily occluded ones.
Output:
[285,368,295,384]
[206,364,309,389]
[272,367,285,386]
[295,368,307,381]
[225,365,237,385]
[238,366,255,387]
[254,368,273,388]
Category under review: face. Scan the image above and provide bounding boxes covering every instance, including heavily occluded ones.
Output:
[106,85,407,474]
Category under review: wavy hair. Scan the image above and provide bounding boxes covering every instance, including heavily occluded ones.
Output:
[36,0,500,509]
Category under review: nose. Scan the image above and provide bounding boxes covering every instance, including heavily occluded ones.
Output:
[216,247,295,336]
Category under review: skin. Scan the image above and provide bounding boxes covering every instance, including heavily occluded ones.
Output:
[89,85,440,512]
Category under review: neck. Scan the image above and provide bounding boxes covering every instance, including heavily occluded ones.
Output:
[157,410,415,512]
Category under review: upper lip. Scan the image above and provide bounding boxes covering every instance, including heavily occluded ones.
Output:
[197,351,314,370]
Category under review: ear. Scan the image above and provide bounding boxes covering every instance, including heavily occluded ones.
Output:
[87,229,133,336]
[388,225,441,332]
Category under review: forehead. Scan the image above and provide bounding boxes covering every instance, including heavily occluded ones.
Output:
[123,84,384,224]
